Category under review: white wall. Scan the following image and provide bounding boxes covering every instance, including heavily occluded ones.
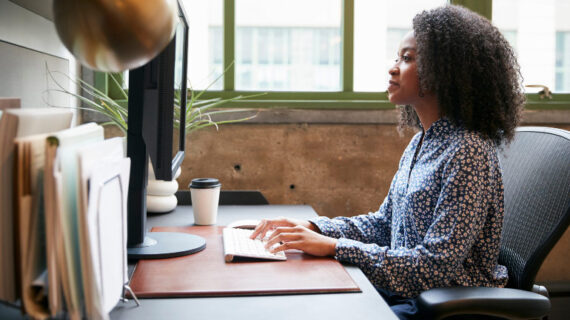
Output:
[0,0,78,124]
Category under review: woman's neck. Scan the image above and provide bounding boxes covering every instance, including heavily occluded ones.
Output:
[413,94,440,131]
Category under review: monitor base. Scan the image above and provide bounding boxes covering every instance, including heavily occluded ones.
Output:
[127,232,206,259]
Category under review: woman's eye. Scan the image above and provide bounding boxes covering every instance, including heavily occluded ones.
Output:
[395,55,412,63]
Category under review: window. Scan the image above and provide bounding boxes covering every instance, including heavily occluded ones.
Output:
[184,0,223,90]
[556,31,570,92]
[168,0,569,110]
[493,0,570,93]
[353,0,447,92]
[499,30,518,52]
[235,0,341,91]
[237,27,253,65]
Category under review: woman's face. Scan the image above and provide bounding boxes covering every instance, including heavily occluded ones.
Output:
[387,31,421,106]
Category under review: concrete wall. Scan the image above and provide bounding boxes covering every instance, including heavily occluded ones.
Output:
[181,123,414,218]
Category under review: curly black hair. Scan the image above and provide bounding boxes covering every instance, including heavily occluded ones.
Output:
[398,5,525,145]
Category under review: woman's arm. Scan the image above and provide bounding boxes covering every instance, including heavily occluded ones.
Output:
[310,137,417,246]
[250,191,394,253]
[249,188,396,258]
[309,200,393,246]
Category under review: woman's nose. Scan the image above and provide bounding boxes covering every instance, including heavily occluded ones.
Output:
[388,66,398,76]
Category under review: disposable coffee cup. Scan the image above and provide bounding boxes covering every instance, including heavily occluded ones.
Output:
[189,178,221,225]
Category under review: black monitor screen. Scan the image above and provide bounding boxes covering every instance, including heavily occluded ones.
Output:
[126,0,189,245]
[136,2,188,182]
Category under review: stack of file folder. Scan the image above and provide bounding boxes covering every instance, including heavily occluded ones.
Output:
[0,108,131,320]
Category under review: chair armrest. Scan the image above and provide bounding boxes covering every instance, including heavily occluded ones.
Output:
[417,287,550,319]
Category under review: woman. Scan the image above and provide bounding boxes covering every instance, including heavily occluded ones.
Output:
[251,5,524,319]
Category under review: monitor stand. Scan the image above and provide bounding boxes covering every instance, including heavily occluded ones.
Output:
[127,232,206,259]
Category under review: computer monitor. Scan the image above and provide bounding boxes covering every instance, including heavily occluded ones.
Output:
[144,6,188,182]
[126,0,206,259]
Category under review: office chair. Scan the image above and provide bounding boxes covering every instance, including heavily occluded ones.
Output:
[417,127,570,319]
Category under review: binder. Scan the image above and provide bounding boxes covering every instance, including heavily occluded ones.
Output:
[14,134,54,319]
[2,116,131,319]
[0,108,72,303]
[44,123,104,319]
[0,97,20,111]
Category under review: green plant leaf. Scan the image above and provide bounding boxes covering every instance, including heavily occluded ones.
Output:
[45,61,261,137]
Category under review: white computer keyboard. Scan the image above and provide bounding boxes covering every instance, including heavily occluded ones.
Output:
[222,227,287,262]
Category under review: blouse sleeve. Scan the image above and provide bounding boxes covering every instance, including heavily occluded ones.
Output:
[309,188,394,246]
[309,133,418,249]
[327,142,495,298]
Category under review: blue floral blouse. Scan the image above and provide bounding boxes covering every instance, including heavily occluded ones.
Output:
[310,117,508,298]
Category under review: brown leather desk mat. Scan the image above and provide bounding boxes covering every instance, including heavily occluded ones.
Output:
[129,226,361,297]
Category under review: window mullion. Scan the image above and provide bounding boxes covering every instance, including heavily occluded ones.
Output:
[224,0,235,91]
[342,0,354,92]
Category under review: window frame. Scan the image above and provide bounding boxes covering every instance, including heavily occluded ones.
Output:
[96,0,569,111]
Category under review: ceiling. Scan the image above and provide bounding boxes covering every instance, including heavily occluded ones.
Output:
[10,0,54,21]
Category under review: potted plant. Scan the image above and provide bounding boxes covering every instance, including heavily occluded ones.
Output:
[47,66,262,212]
[46,66,261,136]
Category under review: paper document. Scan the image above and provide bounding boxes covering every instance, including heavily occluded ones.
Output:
[76,137,129,319]
[86,158,130,316]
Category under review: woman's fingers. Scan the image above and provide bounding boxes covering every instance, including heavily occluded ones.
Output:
[264,227,302,248]
[249,219,269,239]
[249,217,297,239]
[263,226,337,256]
[250,218,277,239]
[268,240,302,253]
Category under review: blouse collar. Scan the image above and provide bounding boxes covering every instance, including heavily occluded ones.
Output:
[423,117,458,141]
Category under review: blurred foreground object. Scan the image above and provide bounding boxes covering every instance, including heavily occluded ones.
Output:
[53,0,178,72]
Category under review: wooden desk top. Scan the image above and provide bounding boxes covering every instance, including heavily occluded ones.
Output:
[110,205,397,320]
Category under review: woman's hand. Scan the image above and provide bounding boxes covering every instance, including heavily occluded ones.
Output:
[249,217,336,257]
[250,216,315,240]
[264,225,337,257]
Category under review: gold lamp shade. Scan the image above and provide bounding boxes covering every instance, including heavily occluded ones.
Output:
[53,0,178,72]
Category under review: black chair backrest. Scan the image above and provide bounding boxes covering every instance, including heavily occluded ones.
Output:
[497,127,570,291]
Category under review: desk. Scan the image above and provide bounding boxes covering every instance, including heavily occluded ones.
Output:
[111,205,397,320]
